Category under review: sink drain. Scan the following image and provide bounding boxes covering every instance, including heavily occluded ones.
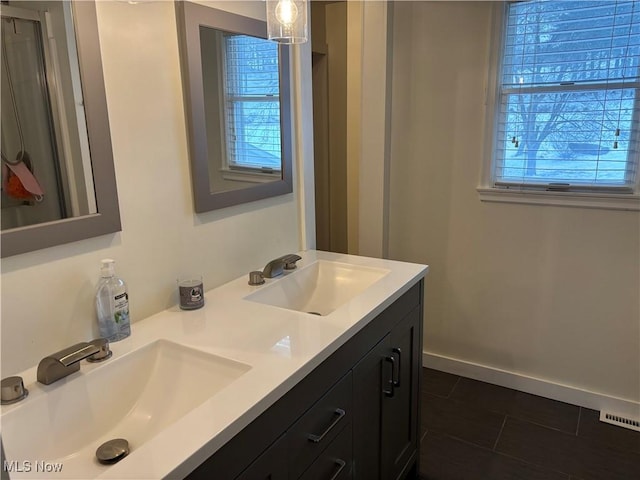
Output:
[96,438,130,464]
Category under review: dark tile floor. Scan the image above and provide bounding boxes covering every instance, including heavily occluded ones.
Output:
[419,368,640,480]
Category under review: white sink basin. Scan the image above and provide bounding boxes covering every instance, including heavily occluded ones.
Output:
[1,340,251,478]
[245,260,389,316]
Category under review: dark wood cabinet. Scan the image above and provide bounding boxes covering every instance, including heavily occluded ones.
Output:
[235,434,289,480]
[185,280,423,480]
[299,424,353,480]
[352,335,389,480]
[382,307,421,480]
[288,372,353,479]
[353,307,421,480]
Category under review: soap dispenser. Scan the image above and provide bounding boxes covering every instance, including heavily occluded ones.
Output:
[95,259,131,342]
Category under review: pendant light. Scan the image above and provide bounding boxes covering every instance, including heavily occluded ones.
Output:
[266,0,308,44]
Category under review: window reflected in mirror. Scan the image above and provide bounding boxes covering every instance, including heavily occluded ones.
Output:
[222,34,281,172]
[200,28,283,193]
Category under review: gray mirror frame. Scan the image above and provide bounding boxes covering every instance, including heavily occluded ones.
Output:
[1,1,121,258]
[176,1,293,213]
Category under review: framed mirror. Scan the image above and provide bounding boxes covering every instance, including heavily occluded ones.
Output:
[0,1,120,258]
[176,1,293,213]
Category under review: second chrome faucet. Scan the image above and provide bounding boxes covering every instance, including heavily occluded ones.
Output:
[249,254,302,286]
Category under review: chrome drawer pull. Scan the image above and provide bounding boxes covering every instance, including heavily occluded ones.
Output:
[307,408,346,443]
[328,459,347,480]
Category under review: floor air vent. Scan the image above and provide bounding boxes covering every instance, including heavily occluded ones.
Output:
[599,411,640,432]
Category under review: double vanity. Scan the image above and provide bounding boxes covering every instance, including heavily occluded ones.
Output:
[1,251,427,479]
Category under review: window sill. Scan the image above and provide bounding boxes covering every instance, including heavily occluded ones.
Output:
[221,169,281,184]
[477,187,640,211]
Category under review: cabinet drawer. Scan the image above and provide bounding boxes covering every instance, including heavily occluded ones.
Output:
[235,433,288,480]
[288,371,353,479]
[299,423,352,480]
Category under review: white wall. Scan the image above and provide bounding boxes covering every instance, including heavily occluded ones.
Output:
[0,0,313,376]
[388,2,640,406]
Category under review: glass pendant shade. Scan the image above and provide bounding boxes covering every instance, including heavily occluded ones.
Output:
[266,0,308,44]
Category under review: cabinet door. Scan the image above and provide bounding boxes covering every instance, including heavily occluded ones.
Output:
[352,334,391,480]
[352,307,421,480]
[381,307,421,480]
[235,433,288,480]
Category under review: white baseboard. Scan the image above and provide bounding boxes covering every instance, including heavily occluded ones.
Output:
[423,351,640,420]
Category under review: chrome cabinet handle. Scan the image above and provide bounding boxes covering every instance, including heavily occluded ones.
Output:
[328,459,347,480]
[307,408,346,443]
[392,347,402,387]
[383,356,395,398]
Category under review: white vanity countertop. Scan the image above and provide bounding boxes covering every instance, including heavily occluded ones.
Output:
[1,250,427,479]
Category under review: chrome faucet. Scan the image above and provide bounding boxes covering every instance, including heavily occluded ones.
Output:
[262,254,302,278]
[37,338,111,385]
[248,254,302,285]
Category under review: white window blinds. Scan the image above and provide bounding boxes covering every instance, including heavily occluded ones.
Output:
[494,0,640,192]
[223,34,281,171]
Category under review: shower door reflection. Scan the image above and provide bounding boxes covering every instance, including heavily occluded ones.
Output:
[1,2,96,230]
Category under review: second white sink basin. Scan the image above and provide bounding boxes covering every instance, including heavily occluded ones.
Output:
[1,340,251,478]
[245,260,389,316]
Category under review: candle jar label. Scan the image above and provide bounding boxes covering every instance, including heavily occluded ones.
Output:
[178,277,204,310]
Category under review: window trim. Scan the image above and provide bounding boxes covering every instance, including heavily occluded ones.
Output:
[478,1,640,211]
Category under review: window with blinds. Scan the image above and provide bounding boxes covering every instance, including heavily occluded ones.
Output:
[493,0,640,193]
[222,34,281,172]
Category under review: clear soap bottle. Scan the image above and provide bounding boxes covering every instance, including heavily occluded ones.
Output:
[95,259,131,342]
